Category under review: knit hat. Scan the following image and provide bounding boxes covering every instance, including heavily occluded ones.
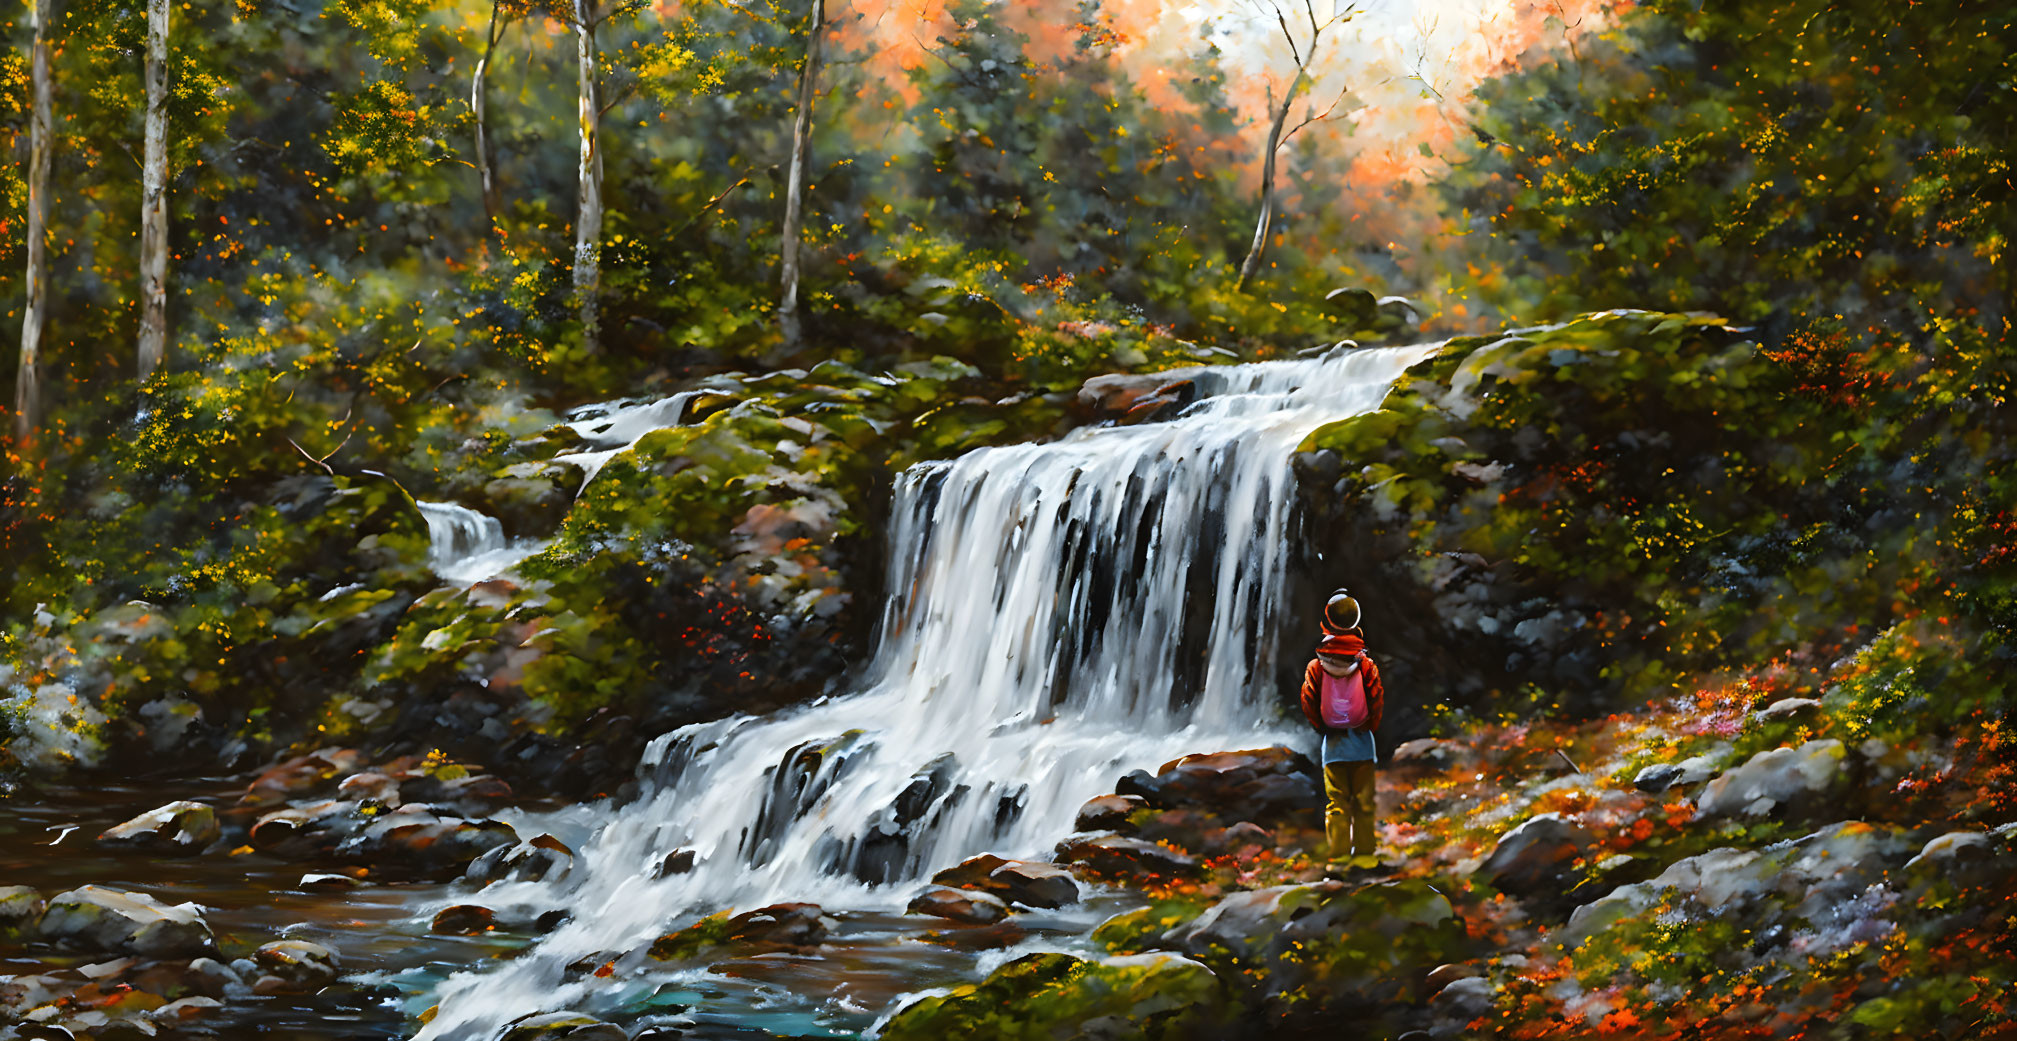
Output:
[1322,589,1361,634]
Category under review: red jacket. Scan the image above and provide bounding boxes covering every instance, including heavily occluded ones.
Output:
[1297,633,1384,734]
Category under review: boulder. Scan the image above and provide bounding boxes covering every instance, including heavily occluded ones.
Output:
[0,885,45,941]
[182,957,243,997]
[1055,834,1199,882]
[932,855,1079,909]
[467,834,574,885]
[253,940,341,989]
[432,905,496,935]
[1565,821,1912,944]
[336,813,519,879]
[1115,747,1321,826]
[97,801,220,855]
[879,951,1230,1041]
[1631,763,1684,794]
[1073,793,1144,832]
[726,903,831,947]
[908,886,1009,925]
[1695,739,1847,819]
[239,748,368,807]
[40,886,215,958]
[502,1012,628,1041]
[1392,739,1463,768]
[1429,976,1495,1038]
[1476,813,1593,895]
[1754,697,1823,723]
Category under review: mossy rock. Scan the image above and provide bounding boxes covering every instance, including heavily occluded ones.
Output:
[880,951,1233,1041]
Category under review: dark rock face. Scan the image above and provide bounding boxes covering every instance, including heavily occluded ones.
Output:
[252,940,341,990]
[467,834,575,885]
[1073,793,1144,832]
[0,887,46,942]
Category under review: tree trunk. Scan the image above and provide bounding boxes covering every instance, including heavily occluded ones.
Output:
[136,0,170,378]
[572,0,602,353]
[472,0,503,231]
[14,0,53,451]
[1236,79,1300,293]
[777,0,825,347]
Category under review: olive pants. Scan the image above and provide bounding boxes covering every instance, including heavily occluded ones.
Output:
[1323,760,1377,861]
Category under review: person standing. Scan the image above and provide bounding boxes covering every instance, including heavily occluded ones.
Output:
[1296,589,1385,871]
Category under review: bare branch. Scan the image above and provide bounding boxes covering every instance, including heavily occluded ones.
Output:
[1280,83,1349,147]
[287,438,335,474]
[670,175,753,239]
[1274,6,1302,68]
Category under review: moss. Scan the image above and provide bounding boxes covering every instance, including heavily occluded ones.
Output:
[880,951,1232,1041]
[646,911,734,962]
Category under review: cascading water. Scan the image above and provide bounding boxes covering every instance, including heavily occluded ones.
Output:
[415,501,539,586]
[415,343,1439,1038]
[555,392,700,490]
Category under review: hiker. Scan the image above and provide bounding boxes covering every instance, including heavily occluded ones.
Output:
[1296,589,1385,871]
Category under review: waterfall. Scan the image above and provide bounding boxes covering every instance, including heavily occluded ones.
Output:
[554,391,700,490]
[415,344,1439,1037]
[415,501,538,586]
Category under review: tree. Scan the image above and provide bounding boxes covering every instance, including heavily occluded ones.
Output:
[570,0,611,353]
[470,0,514,230]
[14,0,55,449]
[1233,0,1352,292]
[776,0,825,346]
[135,0,171,378]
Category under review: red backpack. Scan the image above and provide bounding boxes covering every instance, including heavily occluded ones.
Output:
[1319,660,1369,729]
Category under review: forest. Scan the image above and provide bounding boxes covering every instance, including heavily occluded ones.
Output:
[0,0,2013,1037]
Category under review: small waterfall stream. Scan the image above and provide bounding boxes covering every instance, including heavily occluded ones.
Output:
[415,344,1438,1037]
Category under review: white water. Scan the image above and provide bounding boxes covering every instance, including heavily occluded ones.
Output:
[415,501,542,586]
[554,392,701,490]
[416,344,1439,1038]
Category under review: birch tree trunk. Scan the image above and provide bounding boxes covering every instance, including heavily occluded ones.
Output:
[777,0,825,347]
[14,0,53,450]
[136,0,171,378]
[572,0,603,353]
[1236,79,1300,293]
[472,0,503,230]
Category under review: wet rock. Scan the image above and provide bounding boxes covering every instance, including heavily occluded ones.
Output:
[97,800,220,855]
[0,885,45,941]
[502,1012,628,1041]
[182,957,244,997]
[336,771,401,805]
[1116,746,1321,827]
[1079,372,1196,421]
[299,872,360,890]
[1476,813,1593,895]
[726,903,831,947]
[1695,739,1847,819]
[1755,697,1823,723]
[1055,834,1199,882]
[239,748,368,807]
[1073,793,1144,833]
[468,834,574,885]
[432,905,497,935]
[1429,976,1495,1038]
[909,886,1009,925]
[1117,379,1198,425]
[337,813,519,879]
[254,939,341,989]
[153,996,225,1023]
[40,886,215,958]
[932,855,1080,909]
[653,849,697,877]
[401,772,514,815]
[917,920,1030,952]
